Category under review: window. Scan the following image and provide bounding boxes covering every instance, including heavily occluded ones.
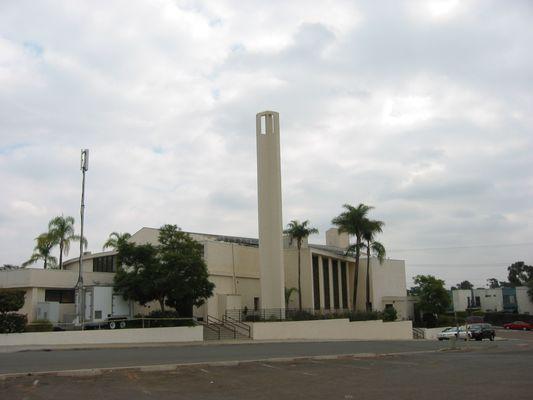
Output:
[322,257,330,309]
[340,261,348,308]
[254,297,260,311]
[93,255,116,273]
[313,255,320,310]
[332,259,340,309]
[45,289,75,304]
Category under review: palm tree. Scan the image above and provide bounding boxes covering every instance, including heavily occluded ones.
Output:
[284,287,298,308]
[103,232,131,251]
[331,203,373,310]
[22,233,58,269]
[48,215,88,269]
[284,220,318,310]
[361,219,386,312]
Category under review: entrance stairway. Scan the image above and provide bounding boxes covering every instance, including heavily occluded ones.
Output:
[200,315,251,341]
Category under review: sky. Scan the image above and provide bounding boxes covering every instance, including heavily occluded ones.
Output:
[1,0,532,289]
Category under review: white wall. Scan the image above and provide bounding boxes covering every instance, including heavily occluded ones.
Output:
[452,290,470,312]
[516,287,533,314]
[249,319,412,341]
[0,326,203,347]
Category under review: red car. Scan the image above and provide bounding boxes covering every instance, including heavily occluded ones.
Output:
[503,321,532,331]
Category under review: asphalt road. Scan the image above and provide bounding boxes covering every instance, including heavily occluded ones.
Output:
[0,338,517,375]
[2,343,532,399]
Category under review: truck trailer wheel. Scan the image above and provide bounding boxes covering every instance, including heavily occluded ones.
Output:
[119,321,126,329]
[109,321,117,329]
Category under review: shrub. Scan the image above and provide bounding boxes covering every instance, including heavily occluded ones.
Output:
[25,319,53,332]
[0,290,25,313]
[0,313,27,333]
[288,310,317,321]
[349,311,380,321]
[136,310,195,327]
[381,307,397,322]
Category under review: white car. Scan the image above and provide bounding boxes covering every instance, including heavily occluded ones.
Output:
[437,326,469,340]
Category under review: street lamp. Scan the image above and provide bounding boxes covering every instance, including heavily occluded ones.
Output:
[76,149,89,329]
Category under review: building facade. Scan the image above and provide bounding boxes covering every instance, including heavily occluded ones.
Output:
[0,227,411,323]
[451,287,532,314]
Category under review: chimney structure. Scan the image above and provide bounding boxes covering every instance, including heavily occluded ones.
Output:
[256,111,285,311]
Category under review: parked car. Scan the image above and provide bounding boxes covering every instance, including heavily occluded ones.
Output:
[437,327,469,341]
[468,323,495,341]
[503,321,532,331]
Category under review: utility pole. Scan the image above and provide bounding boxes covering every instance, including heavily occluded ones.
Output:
[76,149,89,330]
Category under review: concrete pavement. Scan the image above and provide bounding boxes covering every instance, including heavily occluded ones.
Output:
[0,339,513,375]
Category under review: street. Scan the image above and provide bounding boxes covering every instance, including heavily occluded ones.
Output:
[1,340,532,399]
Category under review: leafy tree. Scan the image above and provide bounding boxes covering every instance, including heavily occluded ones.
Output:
[412,275,451,315]
[332,203,373,309]
[114,224,214,316]
[284,220,318,310]
[48,215,87,269]
[451,280,474,290]
[0,290,25,313]
[0,290,27,334]
[486,278,512,289]
[103,232,132,251]
[22,233,58,269]
[507,261,533,286]
[284,287,298,308]
[359,219,385,312]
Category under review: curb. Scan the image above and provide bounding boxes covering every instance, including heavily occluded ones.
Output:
[0,349,445,380]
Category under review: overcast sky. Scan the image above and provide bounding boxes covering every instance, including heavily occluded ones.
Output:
[1,0,532,288]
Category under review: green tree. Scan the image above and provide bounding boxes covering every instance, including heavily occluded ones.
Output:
[412,275,451,315]
[284,220,318,310]
[507,261,533,286]
[284,287,298,308]
[114,224,214,316]
[451,280,474,290]
[332,203,373,309]
[22,233,58,269]
[103,232,132,251]
[0,290,25,313]
[48,215,87,269]
[360,219,386,312]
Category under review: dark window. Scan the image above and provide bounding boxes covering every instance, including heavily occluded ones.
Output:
[254,297,260,311]
[93,255,116,273]
[341,261,348,308]
[322,257,330,309]
[45,289,75,304]
[312,255,320,310]
[332,259,340,309]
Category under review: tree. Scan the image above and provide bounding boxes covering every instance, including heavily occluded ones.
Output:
[332,203,373,310]
[507,261,533,286]
[0,290,25,314]
[103,232,132,251]
[451,280,474,290]
[48,215,87,269]
[114,224,214,316]
[284,287,298,308]
[283,220,318,310]
[359,219,385,312]
[22,233,58,269]
[486,278,500,289]
[412,275,451,315]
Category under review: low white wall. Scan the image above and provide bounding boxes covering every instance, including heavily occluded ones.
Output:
[249,319,412,341]
[422,327,449,340]
[0,326,203,347]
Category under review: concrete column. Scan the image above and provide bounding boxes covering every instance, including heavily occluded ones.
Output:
[328,258,334,310]
[318,256,325,311]
[256,111,285,311]
[337,261,343,309]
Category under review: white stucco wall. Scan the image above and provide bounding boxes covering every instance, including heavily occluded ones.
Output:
[516,287,533,314]
[249,319,412,341]
[0,326,203,347]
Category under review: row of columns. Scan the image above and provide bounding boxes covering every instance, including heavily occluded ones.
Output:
[313,255,350,311]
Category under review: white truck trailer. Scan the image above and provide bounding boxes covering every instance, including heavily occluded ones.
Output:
[81,286,132,329]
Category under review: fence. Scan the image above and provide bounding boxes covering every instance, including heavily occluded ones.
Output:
[225,308,351,323]
[25,317,196,332]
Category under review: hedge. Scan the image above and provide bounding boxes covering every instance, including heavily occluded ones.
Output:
[0,313,27,333]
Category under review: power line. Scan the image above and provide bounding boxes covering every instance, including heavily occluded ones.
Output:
[389,242,533,253]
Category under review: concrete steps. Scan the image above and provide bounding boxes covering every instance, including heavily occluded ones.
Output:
[202,323,250,341]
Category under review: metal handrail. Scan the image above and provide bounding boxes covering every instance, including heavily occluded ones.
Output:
[224,315,251,338]
[207,315,237,339]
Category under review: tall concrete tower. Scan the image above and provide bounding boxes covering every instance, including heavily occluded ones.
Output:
[256,111,285,311]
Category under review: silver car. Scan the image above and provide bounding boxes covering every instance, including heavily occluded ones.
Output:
[437,326,469,340]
